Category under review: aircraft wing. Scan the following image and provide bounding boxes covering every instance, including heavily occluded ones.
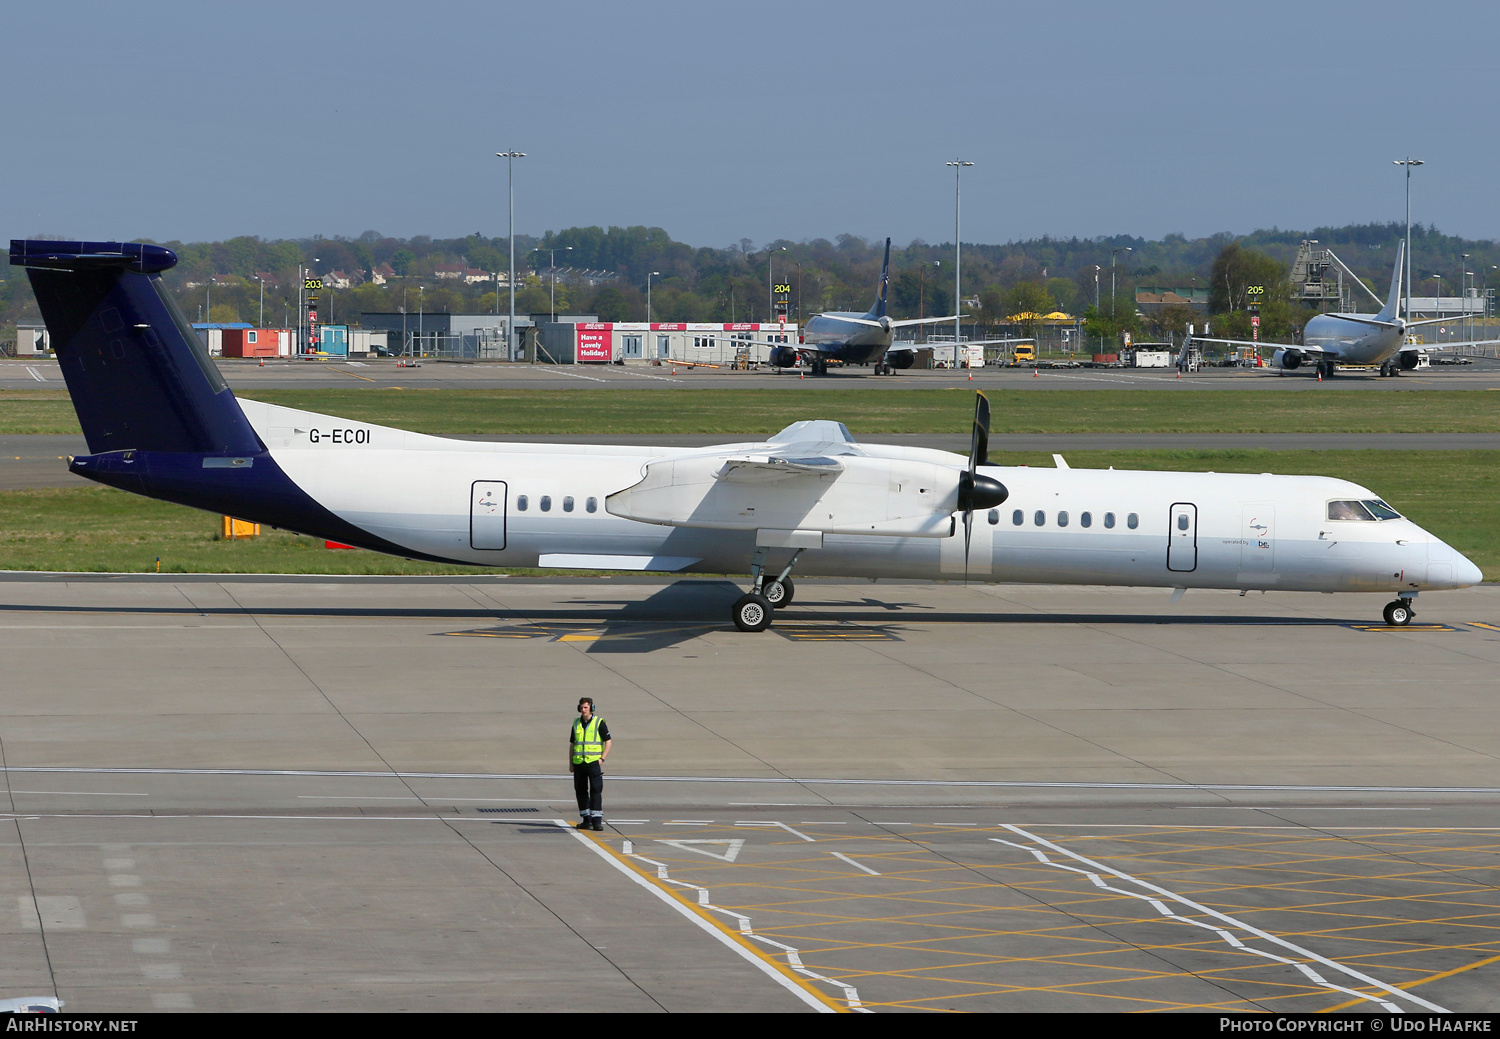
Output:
[1189,336,1311,354]
[1399,338,1500,353]
[889,314,966,328]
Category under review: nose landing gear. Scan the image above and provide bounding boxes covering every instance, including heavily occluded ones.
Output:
[1382,597,1416,626]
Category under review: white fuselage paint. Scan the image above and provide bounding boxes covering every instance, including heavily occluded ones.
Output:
[1300,315,1405,365]
[240,400,1482,595]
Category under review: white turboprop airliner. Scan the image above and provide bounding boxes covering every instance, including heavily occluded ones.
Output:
[11,239,1484,631]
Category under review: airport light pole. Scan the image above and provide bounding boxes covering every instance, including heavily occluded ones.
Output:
[1461,254,1471,343]
[1428,274,1442,332]
[946,160,973,344]
[533,246,572,323]
[254,275,264,329]
[1093,265,1101,352]
[1394,158,1423,319]
[1110,247,1131,324]
[647,271,661,324]
[497,150,526,360]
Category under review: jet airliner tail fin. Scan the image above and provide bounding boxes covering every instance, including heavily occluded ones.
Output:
[9,240,262,457]
[1375,241,1405,322]
[866,237,892,320]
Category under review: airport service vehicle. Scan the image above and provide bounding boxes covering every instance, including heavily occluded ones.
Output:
[769,238,1025,376]
[11,240,1482,632]
[1011,343,1035,364]
[1190,243,1498,377]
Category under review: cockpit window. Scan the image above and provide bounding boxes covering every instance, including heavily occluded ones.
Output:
[1364,499,1402,520]
[1328,500,1376,521]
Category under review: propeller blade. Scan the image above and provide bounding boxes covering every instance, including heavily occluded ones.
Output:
[970,391,990,471]
[963,506,973,585]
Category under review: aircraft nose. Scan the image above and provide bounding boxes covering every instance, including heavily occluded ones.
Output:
[1453,552,1484,588]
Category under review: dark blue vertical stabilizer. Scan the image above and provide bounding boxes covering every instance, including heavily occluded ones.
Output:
[10,240,262,456]
[865,238,892,320]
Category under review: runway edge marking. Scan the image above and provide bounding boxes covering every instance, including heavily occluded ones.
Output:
[555,820,846,1013]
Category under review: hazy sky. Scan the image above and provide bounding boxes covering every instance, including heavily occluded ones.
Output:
[7,1,1497,250]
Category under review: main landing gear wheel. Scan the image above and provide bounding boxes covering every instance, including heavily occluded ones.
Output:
[732,593,773,632]
[1383,600,1414,627]
[762,577,795,607]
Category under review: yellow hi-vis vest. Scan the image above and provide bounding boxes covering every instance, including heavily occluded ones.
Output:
[571,716,605,765]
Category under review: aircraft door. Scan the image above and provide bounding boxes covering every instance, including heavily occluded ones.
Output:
[1167,502,1198,572]
[470,481,508,550]
[1239,505,1274,572]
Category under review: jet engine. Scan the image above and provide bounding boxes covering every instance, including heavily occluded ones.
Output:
[1399,352,1420,370]
[768,346,798,368]
[886,350,915,370]
[1273,348,1302,370]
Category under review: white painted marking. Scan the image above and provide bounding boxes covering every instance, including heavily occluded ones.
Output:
[657,839,745,863]
[622,841,633,855]
[1180,806,1432,812]
[113,893,148,907]
[537,365,608,383]
[993,825,1447,1014]
[132,939,170,955]
[2,764,1500,797]
[798,821,847,825]
[607,368,682,383]
[830,852,881,876]
[17,895,85,930]
[108,874,141,887]
[13,785,149,791]
[557,821,835,1013]
[735,820,815,842]
[345,361,368,367]
[25,367,45,382]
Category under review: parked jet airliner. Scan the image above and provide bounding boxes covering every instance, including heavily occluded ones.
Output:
[1192,242,1499,376]
[12,240,1482,631]
[769,238,1024,375]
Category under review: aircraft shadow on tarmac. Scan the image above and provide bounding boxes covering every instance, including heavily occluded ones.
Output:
[1,579,1369,657]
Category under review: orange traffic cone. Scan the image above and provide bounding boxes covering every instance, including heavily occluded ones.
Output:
[1032,367,1038,377]
[1175,369,1180,378]
[967,372,973,381]
[799,369,804,379]
[1317,370,1323,382]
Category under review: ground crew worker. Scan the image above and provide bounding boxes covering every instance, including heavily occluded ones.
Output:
[569,697,611,831]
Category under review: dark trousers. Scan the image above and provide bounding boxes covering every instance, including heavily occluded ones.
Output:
[573,761,603,815]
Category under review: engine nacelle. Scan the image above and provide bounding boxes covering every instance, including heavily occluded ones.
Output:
[768,346,798,369]
[887,350,915,370]
[1399,351,1420,370]
[1273,348,1302,370]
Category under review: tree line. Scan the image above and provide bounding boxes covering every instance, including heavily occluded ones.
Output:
[3,222,1494,346]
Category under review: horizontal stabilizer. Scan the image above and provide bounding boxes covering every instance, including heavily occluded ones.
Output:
[715,455,846,482]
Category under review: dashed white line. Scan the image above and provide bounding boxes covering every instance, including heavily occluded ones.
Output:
[735,820,815,842]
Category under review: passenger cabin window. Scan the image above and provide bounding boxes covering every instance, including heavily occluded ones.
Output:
[516,495,528,511]
[563,496,575,513]
[1104,512,1115,529]
[987,509,999,525]
[1127,513,1139,529]
[540,495,552,512]
[1033,510,1045,527]
[1057,511,1069,527]
[1012,510,1024,526]
[586,497,598,513]
[1080,512,1092,528]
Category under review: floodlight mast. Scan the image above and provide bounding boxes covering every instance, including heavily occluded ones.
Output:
[946,161,974,346]
[498,150,526,359]
[1394,158,1423,321]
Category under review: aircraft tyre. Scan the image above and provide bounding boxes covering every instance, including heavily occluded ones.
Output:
[732,593,773,632]
[1383,600,1414,627]
[762,577,795,607]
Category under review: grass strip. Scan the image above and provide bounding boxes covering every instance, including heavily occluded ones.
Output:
[3,388,1500,436]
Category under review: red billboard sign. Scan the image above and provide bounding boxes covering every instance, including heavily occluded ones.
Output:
[577,323,613,362]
